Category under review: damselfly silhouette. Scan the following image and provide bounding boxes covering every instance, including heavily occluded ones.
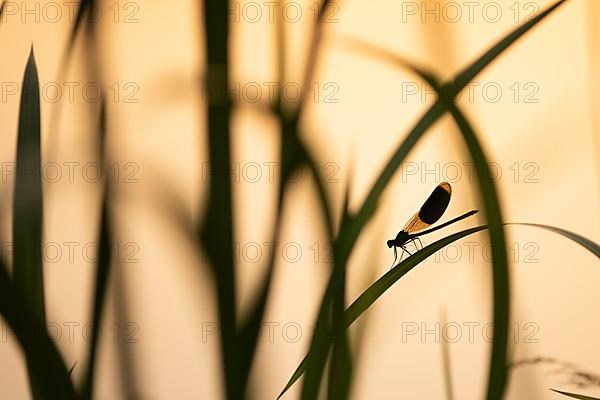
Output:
[387,182,478,267]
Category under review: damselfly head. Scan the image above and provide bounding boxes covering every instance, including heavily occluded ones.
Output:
[387,231,409,248]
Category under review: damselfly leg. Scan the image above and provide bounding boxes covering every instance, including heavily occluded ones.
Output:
[415,237,424,250]
[389,246,398,270]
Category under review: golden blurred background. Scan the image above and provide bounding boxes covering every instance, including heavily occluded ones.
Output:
[0,0,599,398]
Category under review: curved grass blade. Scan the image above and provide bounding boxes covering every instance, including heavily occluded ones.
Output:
[344,226,487,324]
[299,271,337,400]
[326,171,356,400]
[290,1,567,398]
[508,224,600,257]
[325,257,352,400]
[235,137,336,396]
[345,223,599,328]
[279,226,486,399]
[81,100,110,400]
[441,99,509,400]
[550,389,600,400]
[300,218,351,400]
[0,260,77,399]
[279,223,600,397]
[12,48,46,400]
[330,2,566,397]
[336,35,438,86]
[235,184,285,392]
[278,356,308,399]
[13,47,45,322]
[200,1,238,397]
[81,192,110,400]
[326,8,570,374]
[235,18,289,380]
[338,0,567,260]
[291,3,343,393]
[296,0,564,398]
[237,2,338,396]
[276,3,345,397]
[452,0,567,91]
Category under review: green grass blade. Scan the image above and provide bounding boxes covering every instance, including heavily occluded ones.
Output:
[300,272,337,400]
[343,0,567,256]
[344,222,600,328]
[235,184,285,392]
[295,2,348,395]
[239,2,339,397]
[326,260,352,400]
[81,193,110,400]
[298,226,351,400]
[12,48,47,399]
[234,140,335,395]
[344,226,487,325]
[200,1,238,398]
[336,35,439,86]
[327,334,352,400]
[299,187,349,400]
[0,260,77,399]
[550,389,600,400]
[300,218,347,400]
[334,2,567,397]
[279,226,487,398]
[236,1,339,394]
[81,100,110,400]
[452,0,567,90]
[278,356,308,399]
[279,223,600,396]
[65,0,94,60]
[13,47,45,323]
[234,18,288,388]
[282,1,347,395]
[326,169,356,400]
[321,145,358,400]
[508,224,600,257]
[441,100,509,400]
[280,2,568,397]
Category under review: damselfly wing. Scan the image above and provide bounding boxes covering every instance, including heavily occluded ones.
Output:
[401,182,452,234]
